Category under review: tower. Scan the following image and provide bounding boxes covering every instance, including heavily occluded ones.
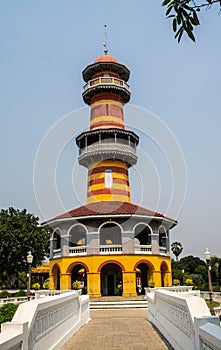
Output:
[44,49,177,297]
[76,53,139,204]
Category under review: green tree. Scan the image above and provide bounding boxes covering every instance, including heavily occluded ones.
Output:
[171,241,183,261]
[0,207,49,288]
[162,0,221,42]
[0,303,18,325]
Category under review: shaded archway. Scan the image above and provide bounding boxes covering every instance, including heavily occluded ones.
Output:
[134,224,151,245]
[135,260,154,294]
[159,227,167,248]
[100,262,123,296]
[52,264,60,290]
[70,263,88,294]
[100,223,122,245]
[69,224,87,247]
[53,230,61,249]
[161,262,169,287]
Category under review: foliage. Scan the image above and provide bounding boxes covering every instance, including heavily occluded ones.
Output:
[0,303,18,325]
[32,282,40,290]
[205,299,220,308]
[0,290,11,298]
[43,278,50,289]
[0,207,49,288]
[171,241,183,261]
[14,290,27,297]
[72,280,81,290]
[162,0,221,42]
[173,279,180,285]
[148,279,155,287]
[191,273,205,287]
[185,278,193,285]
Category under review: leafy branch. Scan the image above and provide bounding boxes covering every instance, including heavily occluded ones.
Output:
[162,0,221,42]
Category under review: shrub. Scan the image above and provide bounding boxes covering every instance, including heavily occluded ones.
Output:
[173,279,180,286]
[148,279,155,288]
[43,278,50,289]
[15,290,27,297]
[0,303,18,325]
[72,280,81,290]
[185,278,193,286]
[32,283,40,290]
[0,290,12,298]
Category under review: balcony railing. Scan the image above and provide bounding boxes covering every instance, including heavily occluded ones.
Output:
[83,77,130,94]
[159,247,167,254]
[69,246,87,255]
[134,245,152,254]
[53,248,61,258]
[79,142,137,157]
[100,245,122,254]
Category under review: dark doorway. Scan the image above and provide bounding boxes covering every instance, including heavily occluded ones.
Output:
[136,263,149,295]
[107,275,115,295]
[100,263,122,296]
[71,264,87,294]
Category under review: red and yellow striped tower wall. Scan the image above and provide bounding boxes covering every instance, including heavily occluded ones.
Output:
[77,53,139,204]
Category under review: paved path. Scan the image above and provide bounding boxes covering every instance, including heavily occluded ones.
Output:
[62,309,170,350]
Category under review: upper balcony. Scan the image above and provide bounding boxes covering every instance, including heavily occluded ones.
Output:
[82,77,130,104]
[78,140,138,167]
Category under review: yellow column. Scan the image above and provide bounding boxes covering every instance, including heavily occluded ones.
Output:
[60,273,71,290]
[87,272,101,297]
[152,270,162,287]
[122,271,137,297]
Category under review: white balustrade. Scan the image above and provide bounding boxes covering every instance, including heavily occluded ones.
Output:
[146,288,221,350]
[0,291,90,350]
[100,245,122,254]
[52,248,61,257]
[83,77,130,93]
[134,245,152,254]
[69,246,87,255]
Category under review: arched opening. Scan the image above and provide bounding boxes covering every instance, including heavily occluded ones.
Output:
[134,224,151,245]
[100,263,122,296]
[53,230,61,249]
[69,225,87,247]
[71,264,87,294]
[52,264,60,290]
[100,223,122,245]
[135,261,154,294]
[159,227,167,248]
[161,262,168,287]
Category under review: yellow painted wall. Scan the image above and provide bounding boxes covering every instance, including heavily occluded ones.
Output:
[50,254,172,297]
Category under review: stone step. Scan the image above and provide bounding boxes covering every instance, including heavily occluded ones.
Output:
[90,300,147,310]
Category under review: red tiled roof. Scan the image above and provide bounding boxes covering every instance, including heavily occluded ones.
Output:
[42,201,177,225]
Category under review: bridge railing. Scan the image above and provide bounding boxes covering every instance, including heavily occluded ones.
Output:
[0,291,90,350]
[146,288,221,350]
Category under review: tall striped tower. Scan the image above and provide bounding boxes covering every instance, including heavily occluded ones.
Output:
[76,52,139,204]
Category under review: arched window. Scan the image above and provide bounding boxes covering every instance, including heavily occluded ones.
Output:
[104,169,113,188]
[159,227,167,248]
[69,225,87,247]
[53,230,61,249]
[100,223,122,245]
[134,224,151,245]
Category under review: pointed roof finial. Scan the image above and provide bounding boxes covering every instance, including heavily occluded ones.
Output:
[103,24,108,55]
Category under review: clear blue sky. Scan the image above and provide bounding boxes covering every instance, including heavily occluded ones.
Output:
[1,1,221,260]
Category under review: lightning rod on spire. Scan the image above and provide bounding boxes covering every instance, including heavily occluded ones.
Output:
[103,24,108,55]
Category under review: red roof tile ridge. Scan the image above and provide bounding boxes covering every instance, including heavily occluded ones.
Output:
[42,201,177,225]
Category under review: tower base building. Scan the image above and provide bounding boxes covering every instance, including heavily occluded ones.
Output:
[43,52,177,297]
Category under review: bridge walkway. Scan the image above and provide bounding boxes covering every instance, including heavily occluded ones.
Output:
[61,307,171,350]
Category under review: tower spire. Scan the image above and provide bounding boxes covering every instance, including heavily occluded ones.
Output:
[103,24,108,55]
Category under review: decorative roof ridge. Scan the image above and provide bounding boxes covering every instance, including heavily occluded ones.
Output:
[41,201,177,226]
